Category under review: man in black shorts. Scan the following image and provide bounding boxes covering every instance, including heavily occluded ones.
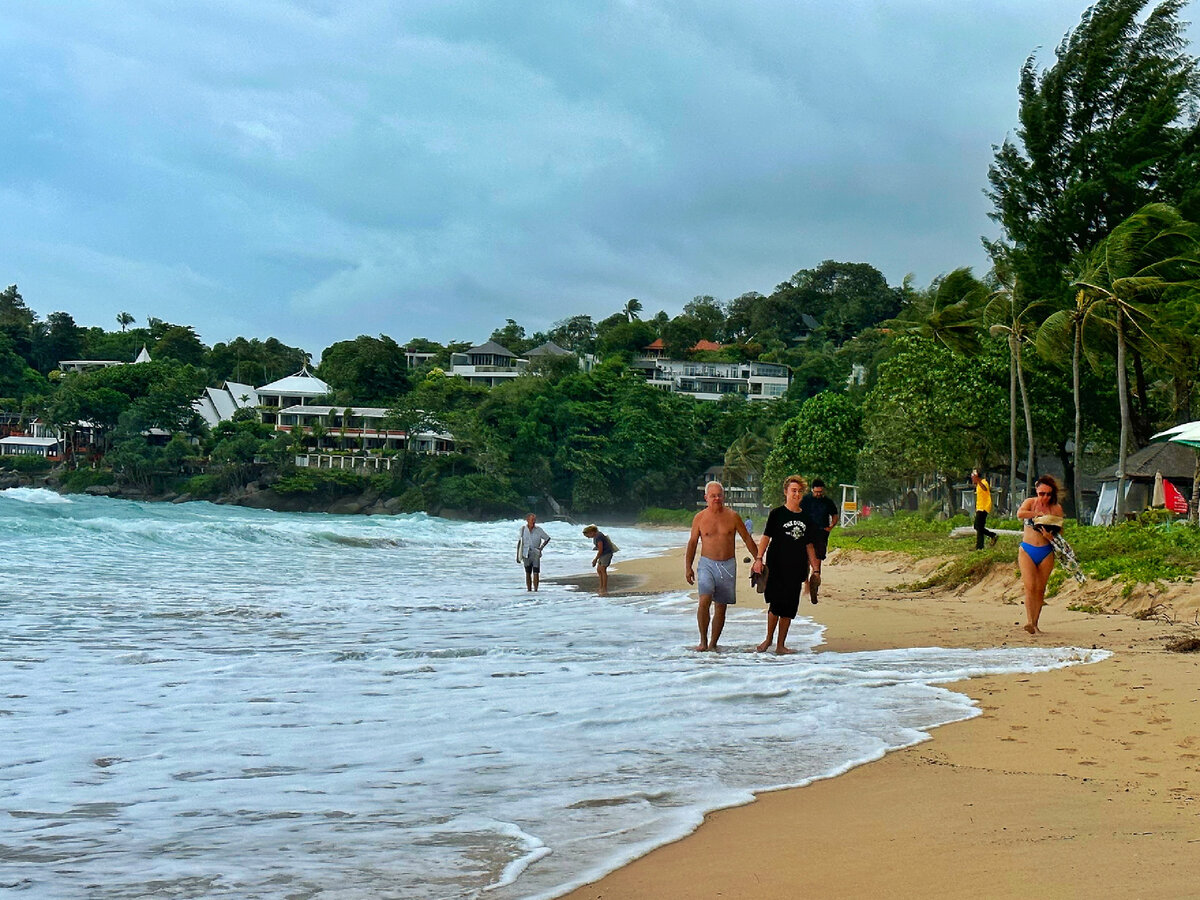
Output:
[799,478,838,604]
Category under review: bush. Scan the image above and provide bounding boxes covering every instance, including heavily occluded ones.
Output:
[182,474,222,499]
[59,468,116,492]
[637,507,696,526]
[273,468,366,497]
[394,487,428,513]
[0,455,53,475]
[437,473,521,515]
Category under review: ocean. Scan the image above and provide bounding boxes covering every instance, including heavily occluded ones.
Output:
[0,488,1107,899]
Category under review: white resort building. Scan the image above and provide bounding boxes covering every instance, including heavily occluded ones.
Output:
[448,341,528,387]
[194,367,454,462]
[632,341,790,401]
[0,419,65,459]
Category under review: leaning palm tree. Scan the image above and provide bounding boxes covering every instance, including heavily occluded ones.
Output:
[623,298,643,322]
[1071,203,1200,519]
[889,267,988,355]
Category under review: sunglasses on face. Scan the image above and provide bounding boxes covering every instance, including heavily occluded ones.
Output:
[1036,491,1052,497]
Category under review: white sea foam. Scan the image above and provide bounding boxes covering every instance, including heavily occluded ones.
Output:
[0,485,72,504]
[0,493,1109,899]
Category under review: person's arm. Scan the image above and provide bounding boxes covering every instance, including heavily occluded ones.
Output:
[1016,498,1036,520]
[752,535,770,572]
[734,513,757,560]
[539,528,551,550]
[685,514,701,584]
[827,498,837,531]
[591,537,600,566]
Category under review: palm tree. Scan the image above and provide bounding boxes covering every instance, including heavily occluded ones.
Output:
[1072,204,1200,519]
[985,263,1051,508]
[116,311,135,332]
[623,298,643,321]
[1036,287,1106,524]
[889,268,987,354]
[722,427,777,507]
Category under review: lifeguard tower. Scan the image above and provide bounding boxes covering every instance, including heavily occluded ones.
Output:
[839,483,860,527]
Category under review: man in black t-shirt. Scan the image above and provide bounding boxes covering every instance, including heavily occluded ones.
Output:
[799,478,838,604]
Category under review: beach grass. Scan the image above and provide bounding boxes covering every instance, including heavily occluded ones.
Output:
[833,511,1199,589]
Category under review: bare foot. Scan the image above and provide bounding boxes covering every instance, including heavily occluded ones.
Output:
[1023,624,1036,634]
[756,638,772,652]
[693,643,709,651]
[775,646,797,655]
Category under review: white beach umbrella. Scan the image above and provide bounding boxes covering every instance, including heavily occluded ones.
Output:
[1167,422,1200,448]
[1153,420,1200,440]
[1152,470,1165,507]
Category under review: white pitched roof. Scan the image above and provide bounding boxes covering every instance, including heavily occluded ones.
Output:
[224,382,259,406]
[256,368,331,396]
[206,387,238,420]
[193,396,221,428]
[134,345,152,363]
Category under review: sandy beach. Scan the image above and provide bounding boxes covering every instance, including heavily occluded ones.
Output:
[554,545,1200,899]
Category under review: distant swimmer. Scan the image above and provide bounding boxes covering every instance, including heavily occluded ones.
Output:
[517,513,551,592]
[1016,475,1065,634]
[755,475,809,654]
[685,481,759,652]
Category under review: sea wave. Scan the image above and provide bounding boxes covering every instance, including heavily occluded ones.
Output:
[0,487,72,505]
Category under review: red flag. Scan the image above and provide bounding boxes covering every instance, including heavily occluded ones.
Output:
[1163,478,1189,515]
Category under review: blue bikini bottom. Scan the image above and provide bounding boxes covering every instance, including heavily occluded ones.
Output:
[1020,542,1054,565]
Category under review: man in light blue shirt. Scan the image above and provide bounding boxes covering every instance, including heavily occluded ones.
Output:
[517,514,551,591]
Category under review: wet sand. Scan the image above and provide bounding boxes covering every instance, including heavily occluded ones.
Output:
[557,545,1200,899]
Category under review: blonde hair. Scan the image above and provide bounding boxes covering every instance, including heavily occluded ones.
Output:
[783,474,808,494]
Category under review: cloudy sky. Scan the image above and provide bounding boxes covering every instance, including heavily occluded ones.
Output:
[4,1,1192,358]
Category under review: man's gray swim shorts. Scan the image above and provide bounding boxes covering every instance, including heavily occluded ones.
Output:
[696,556,737,605]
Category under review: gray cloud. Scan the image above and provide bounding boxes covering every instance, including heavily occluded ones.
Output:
[2,1,1189,358]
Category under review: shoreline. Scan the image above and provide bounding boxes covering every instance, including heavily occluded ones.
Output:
[557,546,1200,899]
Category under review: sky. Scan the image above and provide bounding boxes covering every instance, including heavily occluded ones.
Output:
[4,1,1196,359]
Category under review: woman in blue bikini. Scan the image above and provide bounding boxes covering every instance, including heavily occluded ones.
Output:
[1016,474,1065,634]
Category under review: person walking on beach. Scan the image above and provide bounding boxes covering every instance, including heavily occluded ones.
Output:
[799,478,838,604]
[755,475,809,654]
[582,524,616,595]
[1016,475,1065,634]
[685,481,760,652]
[972,469,998,550]
[517,513,551,592]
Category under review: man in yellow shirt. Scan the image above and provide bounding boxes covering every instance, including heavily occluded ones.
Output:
[971,469,998,550]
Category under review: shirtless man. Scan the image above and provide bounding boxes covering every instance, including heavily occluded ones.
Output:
[685,481,760,651]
